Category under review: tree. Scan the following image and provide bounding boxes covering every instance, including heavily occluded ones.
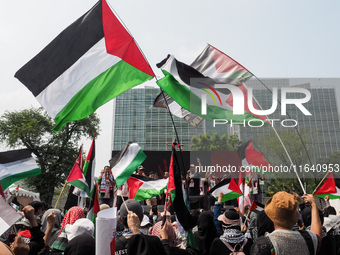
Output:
[255,128,319,195]
[191,133,242,151]
[0,107,100,204]
[255,128,316,168]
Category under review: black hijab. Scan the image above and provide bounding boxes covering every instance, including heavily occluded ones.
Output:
[64,234,95,255]
[257,210,274,237]
[194,211,217,255]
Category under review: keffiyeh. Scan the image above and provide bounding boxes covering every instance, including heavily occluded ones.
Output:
[152,221,177,248]
[220,228,245,244]
[58,206,84,236]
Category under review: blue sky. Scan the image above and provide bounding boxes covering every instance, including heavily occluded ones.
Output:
[0,0,339,176]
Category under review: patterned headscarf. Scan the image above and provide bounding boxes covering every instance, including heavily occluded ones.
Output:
[58,206,84,236]
[151,221,177,248]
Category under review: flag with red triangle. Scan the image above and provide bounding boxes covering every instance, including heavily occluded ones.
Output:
[208,177,243,202]
[126,174,167,201]
[83,138,95,193]
[314,172,340,199]
[15,0,155,132]
[237,140,273,173]
[67,149,91,197]
[249,200,265,214]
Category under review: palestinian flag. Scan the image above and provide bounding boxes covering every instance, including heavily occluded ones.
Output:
[237,140,272,173]
[168,144,198,250]
[85,183,100,237]
[0,149,41,190]
[169,144,196,231]
[83,138,95,193]
[126,174,168,201]
[314,172,340,199]
[109,142,146,188]
[191,44,253,85]
[209,178,243,202]
[156,55,269,126]
[15,0,155,132]
[153,44,255,127]
[249,200,265,214]
[72,145,84,196]
[91,183,100,223]
[66,159,91,198]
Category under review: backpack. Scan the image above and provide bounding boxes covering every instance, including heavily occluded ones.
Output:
[220,238,248,255]
[254,230,314,255]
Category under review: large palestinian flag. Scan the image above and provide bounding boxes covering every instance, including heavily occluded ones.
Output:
[109,142,146,188]
[126,174,168,201]
[237,140,272,173]
[156,55,269,126]
[314,172,340,199]
[153,44,256,127]
[15,0,155,132]
[0,149,41,190]
[208,178,243,202]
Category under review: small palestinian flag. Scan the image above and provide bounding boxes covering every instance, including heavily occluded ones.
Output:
[249,200,264,214]
[109,142,146,188]
[0,149,41,190]
[209,178,243,202]
[314,172,340,199]
[127,174,168,201]
[66,161,91,198]
[83,138,95,193]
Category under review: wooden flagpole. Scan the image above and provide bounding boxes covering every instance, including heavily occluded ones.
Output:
[54,180,67,208]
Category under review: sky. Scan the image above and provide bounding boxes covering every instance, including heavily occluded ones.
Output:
[0,0,339,177]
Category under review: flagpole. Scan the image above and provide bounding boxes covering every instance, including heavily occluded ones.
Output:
[120,193,130,213]
[252,141,295,194]
[312,170,331,195]
[249,75,314,168]
[55,180,67,208]
[244,85,306,194]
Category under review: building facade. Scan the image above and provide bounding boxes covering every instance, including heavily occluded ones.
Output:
[112,87,203,151]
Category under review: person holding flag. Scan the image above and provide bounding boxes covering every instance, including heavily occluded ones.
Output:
[96,166,116,207]
[247,170,265,203]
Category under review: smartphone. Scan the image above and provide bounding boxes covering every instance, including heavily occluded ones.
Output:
[152,205,157,214]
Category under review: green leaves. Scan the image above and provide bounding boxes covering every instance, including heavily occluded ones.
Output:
[191,133,242,151]
[0,107,100,203]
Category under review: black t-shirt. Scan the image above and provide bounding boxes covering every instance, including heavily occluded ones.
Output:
[187,175,200,196]
[115,234,168,255]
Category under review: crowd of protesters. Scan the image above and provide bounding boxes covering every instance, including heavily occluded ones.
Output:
[1,164,340,255]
